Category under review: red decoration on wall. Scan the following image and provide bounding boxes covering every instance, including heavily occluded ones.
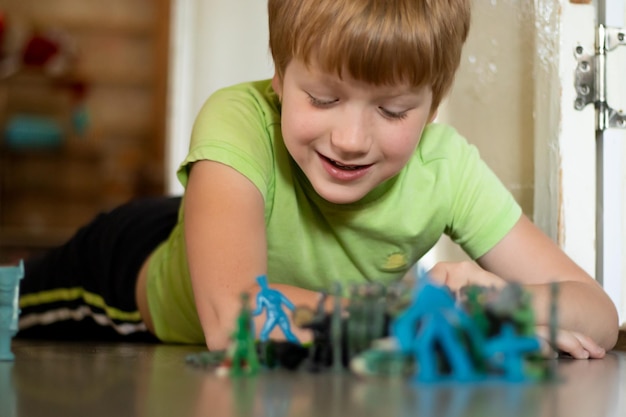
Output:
[0,11,6,57]
[22,33,61,67]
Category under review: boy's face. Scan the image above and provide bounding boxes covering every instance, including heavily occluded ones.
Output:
[273,59,435,204]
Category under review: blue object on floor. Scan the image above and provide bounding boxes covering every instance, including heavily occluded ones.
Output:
[0,260,24,361]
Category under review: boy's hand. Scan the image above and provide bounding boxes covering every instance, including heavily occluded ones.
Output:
[534,325,606,359]
[428,261,508,294]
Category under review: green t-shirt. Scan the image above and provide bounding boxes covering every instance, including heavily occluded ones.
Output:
[146,79,522,343]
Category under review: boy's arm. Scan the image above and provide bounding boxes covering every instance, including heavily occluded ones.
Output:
[430,215,619,356]
[184,160,330,350]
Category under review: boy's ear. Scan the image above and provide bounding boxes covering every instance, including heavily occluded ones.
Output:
[271,72,283,101]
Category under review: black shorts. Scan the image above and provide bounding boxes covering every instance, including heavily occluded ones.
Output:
[17,196,181,342]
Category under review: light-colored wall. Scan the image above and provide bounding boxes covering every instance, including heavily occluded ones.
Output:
[166,0,273,195]
[423,0,536,265]
[439,1,536,216]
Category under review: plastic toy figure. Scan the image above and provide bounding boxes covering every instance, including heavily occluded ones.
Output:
[293,291,349,372]
[331,282,345,372]
[459,283,537,339]
[391,270,485,382]
[483,323,541,381]
[299,292,331,371]
[391,269,549,383]
[252,275,299,344]
[488,283,537,337]
[350,339,414,378]
[185,351,227,368]
[459,285,492,335]
[347,283,388,359]
[0,260,24,361]
[216,292,259,377]
[346,285,366,359]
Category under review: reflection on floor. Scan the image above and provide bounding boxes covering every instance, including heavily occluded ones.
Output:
[2,339,626,417]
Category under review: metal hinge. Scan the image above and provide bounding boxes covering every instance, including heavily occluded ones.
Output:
[574,25,626,130]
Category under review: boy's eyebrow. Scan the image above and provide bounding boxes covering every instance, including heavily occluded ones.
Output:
[373,86,431,102]
[305,68,343,85]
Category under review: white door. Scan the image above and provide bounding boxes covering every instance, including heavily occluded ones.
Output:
[595,0,626,325]
[535,0,626,325]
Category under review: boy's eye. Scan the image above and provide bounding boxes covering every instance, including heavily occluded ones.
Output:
[307,93,338,107]
[379,107,408,120]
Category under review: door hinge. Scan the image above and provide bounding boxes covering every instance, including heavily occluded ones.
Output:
[574,24,626,130]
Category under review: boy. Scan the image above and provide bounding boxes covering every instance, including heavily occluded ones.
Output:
[17,0,618,357]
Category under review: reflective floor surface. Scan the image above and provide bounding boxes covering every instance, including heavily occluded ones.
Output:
[2,339,625,417]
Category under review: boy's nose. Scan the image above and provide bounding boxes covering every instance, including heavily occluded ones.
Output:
[330,111,372,157]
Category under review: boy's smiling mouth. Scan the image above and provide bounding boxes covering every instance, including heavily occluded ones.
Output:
[319,153,372,170]
[317,152,373,181]
[326,157,368,171]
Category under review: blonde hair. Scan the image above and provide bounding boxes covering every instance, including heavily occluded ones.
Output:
[268,0,471,110]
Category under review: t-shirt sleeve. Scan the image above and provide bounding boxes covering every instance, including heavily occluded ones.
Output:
[176,85,275,200]
[444,133,522,259]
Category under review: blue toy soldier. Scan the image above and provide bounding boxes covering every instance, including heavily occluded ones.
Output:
[252,275,299,343]
[484,323,541,381]
[0,260,24,361]
[391,270,484,382]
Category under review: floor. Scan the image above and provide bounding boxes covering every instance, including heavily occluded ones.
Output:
[2,338,626,417]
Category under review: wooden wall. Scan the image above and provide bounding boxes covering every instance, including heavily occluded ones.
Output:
[0,0,170,261]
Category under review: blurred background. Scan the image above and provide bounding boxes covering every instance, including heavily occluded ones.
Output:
[0,0,170,262]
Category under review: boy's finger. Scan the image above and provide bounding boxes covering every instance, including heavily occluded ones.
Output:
[573,332,606,358]
[535,326,589,359]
